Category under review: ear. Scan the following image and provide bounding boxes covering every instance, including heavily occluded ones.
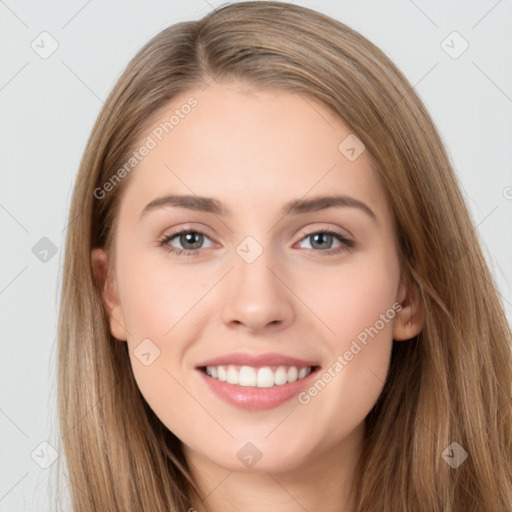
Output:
[91,248,128,341]
[393,274,424,341]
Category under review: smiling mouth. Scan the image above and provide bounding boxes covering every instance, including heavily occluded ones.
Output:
[199,364,319,388]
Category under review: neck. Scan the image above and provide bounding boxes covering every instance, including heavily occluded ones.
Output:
[184,423,365,512]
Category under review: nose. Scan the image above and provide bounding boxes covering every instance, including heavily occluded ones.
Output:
[221,248,295,333]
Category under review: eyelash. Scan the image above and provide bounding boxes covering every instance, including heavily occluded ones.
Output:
[157,227,354,258]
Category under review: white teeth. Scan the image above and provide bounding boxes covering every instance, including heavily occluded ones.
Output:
[287,366,298,383]
[274,366,288,385]
[204,365,313,387]
[239,366,256,386]
[226,365,239,385]
[256,367,274,388]
[217,366,227,382]
[298,367,308,379]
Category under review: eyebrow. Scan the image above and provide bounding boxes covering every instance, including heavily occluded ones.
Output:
[139,194,376,221]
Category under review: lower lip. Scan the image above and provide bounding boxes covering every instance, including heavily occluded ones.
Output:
[196,367,320,411]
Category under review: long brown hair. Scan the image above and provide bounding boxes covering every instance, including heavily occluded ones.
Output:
[55,2,512,510]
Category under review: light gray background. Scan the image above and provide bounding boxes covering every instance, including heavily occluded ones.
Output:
[1,1,511,510]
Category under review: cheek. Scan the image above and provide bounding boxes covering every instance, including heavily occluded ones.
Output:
[304,249,400,344]
[115,251,212,419]
[118,254,203,338]
[120,267,196,428]
[295,251,399,413]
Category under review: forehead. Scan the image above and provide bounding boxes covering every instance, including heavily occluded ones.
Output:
[118,81,388,222]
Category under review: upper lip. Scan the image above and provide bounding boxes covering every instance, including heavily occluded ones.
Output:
[195,351,320,369]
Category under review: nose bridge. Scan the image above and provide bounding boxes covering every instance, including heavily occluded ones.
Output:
[220,234,294,331]
[233,237,276,289]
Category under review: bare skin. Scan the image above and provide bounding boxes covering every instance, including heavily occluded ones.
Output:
[92,80,423,512]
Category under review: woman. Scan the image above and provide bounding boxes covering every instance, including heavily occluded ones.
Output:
[56,2,512,511]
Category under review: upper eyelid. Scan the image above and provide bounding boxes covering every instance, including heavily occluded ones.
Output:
[298,224,352,238]
[162,225,351,238]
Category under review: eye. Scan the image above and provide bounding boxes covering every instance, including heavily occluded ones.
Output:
[296,228,354,255]
[158,228,215,256]
[158,227,354,258]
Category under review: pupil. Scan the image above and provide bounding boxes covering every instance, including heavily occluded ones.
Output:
[181,232,203,249]
[311,233,332,250]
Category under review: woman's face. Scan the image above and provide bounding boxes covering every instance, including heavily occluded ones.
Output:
[93,80,413,474]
